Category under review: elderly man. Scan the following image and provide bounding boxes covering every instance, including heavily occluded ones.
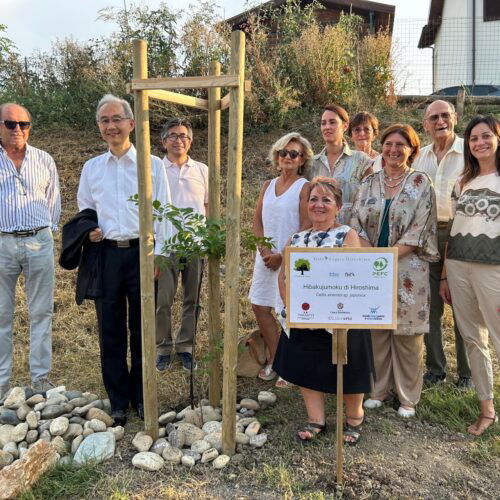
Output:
[413,99,472,388]
[0,103,61,398]
[77,94,171,425]
[155,118,208,372]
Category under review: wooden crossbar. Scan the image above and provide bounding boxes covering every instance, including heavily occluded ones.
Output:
[131,75,239,91]
[146,89,208,111]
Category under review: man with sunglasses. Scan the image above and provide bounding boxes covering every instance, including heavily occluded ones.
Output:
[0,103,61,398]
[155,118,208,372]
[413,99,472,389]
[77,94,171,425]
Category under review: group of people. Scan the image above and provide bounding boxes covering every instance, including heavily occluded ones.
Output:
[249,101,500,442]
[0,96,208,427]
[1,96,498,438]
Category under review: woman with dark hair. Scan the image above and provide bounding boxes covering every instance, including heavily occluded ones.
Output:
[351,124,439,418]
[348,111,380,159]
[310,104,373,224]
[273,177,373,444]
[249,132,312,387]
[440,115,500,436]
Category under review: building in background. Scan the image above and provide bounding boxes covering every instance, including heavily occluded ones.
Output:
[225,0,395,37]
[418,0,500,92]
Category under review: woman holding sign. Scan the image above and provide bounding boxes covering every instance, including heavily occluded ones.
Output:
[249,132,312,387]
[274,177,373,444]
[440,115,500,435]
[350,124,439,418]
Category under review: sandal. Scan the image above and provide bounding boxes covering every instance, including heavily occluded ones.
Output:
[467,413,498,436]
[275,376,291,388]
[296,422,327,442]
[343,415,364,446]
[258,363,276,381]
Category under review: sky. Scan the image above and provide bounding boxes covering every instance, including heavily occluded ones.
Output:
[1,0,432,93]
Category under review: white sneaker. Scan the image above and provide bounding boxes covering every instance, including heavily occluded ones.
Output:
[397,406,415,418]
[363,398,383,409]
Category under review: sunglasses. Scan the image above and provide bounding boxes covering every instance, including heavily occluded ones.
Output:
[0,120,31,130]
[278,149,302,159]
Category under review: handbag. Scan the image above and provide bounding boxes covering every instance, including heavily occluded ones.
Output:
[236,330,267,377]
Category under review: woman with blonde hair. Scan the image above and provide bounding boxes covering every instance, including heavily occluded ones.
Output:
[249,132,312,387]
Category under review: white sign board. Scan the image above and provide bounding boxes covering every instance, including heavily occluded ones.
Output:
[285,247,398,329]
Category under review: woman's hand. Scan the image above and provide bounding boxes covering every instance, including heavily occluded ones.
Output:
[439,279,452,305]
[262,251,282,271]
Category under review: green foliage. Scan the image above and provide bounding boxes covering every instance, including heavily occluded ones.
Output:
[0,24,17,62]
[129,197,273,269]
[294,258,310,275]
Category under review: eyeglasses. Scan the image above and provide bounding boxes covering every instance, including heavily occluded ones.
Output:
[426,112,452,123]
[165,133,191,142]
[97,116,130,125]
[14,173,27,196]
[0,120,31,130]
[278,149,302,159]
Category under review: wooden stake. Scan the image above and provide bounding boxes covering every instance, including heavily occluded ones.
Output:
[332,328,348,485]
[133,39,158,440]
[222,31,246,456]
[456,88,466,120]
[208,61,222,408]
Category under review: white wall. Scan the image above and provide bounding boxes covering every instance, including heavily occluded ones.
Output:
[433,0,500,90]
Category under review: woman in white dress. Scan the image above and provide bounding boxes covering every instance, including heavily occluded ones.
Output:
[249,132,312,387]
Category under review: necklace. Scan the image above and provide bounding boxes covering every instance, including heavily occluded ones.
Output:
[304,227,332,247]
[383,168,407,181]
[382,176,406,189]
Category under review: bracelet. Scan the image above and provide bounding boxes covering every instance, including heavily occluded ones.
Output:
[440,278,447,281]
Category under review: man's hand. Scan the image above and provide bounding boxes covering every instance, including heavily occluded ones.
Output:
[154,267,161,280]
[439,279,452,305]
[89,228,103,242]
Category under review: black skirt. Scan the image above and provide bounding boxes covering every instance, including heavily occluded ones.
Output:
[273,328,373,394]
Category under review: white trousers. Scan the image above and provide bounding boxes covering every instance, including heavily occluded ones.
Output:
[0,228,54,386]
[447,259,500,400]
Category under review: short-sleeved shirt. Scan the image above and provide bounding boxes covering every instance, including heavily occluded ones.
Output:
[163,156,208,216]
[412,136,464,222]
[448,173,500,265]
[308,143,372,224]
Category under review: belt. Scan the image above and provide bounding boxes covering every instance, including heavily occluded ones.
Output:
[1,226,48,237]
[437,221,449,229]
[103,238,139,248]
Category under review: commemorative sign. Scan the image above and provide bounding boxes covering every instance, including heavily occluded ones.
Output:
[285,247,398,329]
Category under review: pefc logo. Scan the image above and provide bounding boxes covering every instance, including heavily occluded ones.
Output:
[372,257,389,277]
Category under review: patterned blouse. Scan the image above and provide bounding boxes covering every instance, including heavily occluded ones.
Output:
[350,170,439,335]
[309,143,373,225]
[290,225,351,249]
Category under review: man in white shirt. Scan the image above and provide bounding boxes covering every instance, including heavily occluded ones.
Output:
[77,94,171,425]
[0,103,61,398]
[413,100,472,388]
[155,118,208,372]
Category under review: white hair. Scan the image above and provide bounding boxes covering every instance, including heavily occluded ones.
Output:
[96,94,134,121]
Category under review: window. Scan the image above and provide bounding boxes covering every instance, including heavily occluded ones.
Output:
[484,0,500,21]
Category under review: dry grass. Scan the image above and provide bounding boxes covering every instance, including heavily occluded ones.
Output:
[9,113,500,498]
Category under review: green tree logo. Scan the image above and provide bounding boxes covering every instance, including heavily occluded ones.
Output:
[373,257,388,272]
[294,258,311,275]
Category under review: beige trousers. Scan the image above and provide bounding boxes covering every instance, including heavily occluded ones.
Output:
[371,330,424,407]
[446,259,500,400]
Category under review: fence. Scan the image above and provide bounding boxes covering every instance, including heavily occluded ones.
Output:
[391,17,500,96]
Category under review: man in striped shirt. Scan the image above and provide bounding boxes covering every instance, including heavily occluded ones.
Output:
[0,103,61,398]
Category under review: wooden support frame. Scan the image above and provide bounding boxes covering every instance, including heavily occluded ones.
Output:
[132,40,159,439]
[131,32,246,454]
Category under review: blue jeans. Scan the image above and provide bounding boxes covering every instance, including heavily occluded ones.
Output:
[0,228,54,385]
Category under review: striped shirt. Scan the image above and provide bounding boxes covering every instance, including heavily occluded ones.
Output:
[0,143,61,232]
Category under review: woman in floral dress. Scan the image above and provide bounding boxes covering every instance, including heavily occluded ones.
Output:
[350,124,439,417]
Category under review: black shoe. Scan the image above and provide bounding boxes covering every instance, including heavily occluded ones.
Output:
[136,403,144,420]
[111,409,127,427]
[423,371,446,387]
[178,352,197,372]
[156,354,171,372]
[456,376,474,390]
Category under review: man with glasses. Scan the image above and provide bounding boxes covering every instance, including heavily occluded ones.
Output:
[413,99,472,389]
[0,103,61,398]
[77,94,171,425]
[155,118,208,372]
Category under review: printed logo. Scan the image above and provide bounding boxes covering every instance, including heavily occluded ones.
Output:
[294,258,311,275]
[372,257,389,277]
[302,303,310,311]
[369,306,380,314]
[337,303,344,310]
